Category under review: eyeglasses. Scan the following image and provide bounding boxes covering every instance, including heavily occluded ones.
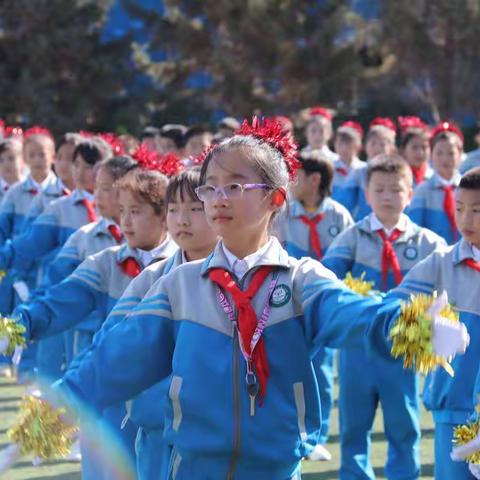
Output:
[195,183,269,202]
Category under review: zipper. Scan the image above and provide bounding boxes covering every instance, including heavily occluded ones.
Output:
[226,320,241,480]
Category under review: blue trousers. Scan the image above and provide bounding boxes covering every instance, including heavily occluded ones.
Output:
[339,347,420,480]
[434,422,475,480]
[312,346,335,443]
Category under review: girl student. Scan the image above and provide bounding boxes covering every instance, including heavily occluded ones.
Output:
[398,116,433,188]
[72,168,218,480]
[1,152,180,479]
[31,118,467,480]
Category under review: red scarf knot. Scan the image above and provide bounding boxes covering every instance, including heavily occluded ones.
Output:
[120,257,142,278]
[81,198,97,223]
[377,228,403,290]
[108,224,123,244]
[442,185,458,240]
[298,213,325,260]
[209,265,273,401]
[464,258,480,272]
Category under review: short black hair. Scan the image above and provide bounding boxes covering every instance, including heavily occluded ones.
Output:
[0,138,22,155]
[95,155,138,181]
[366,153,413,186]
[184,125,211,144]
[459,167,480,190]
[298,151,334,198]
[166,167,202,205]
[160,124,187,149]
[73,138,111,166]
[141,126,160,140]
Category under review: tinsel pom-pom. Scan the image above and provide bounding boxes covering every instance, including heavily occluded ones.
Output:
[7,396,78,460]
[0,270,6,282]
[0,317,26,355]
[453,420,480,464]
[344,272,375,297]
[389,293,458,376]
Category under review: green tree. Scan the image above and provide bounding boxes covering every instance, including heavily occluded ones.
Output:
[0,0,146,134]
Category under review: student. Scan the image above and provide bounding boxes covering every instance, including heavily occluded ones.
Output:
[331,121,364,201]
[44,118,467,480]
[323,154,446,479]
[0,138,25,203]
[276,151,354,461]
[182,125,213,166]
[158,124,187,155]
[398,116,433,187]
[383,167,480,480]
[339,117,397,221]
[4,164,176,480]
[75,169,217,480]
[301,107,336,161]
[408,122,464,244]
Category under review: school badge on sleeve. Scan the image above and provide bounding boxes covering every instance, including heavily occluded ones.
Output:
[270,284,291,307]
[403,246,418,261]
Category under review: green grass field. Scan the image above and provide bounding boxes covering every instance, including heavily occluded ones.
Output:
[0,377,435,479]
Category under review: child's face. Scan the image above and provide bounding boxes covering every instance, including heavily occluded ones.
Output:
[366,171,413,222]
[0,146,24,184]
[455,188,480,248]
[24,136,55,181]
[72,154,96,192]
[305,118,331,148]
[55,142,75,186]
[202,150,277,242]
[403,135,430,169]
[334,135,359,162]
[291,169,320,203]
[167,192,217,254]
[94,167,119,221]
[366,133,395,160]
[119,190,166,250]
[185,133,212,158]
[432,137,462,181]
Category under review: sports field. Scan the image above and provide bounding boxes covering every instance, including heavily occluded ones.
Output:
[0,377,435,479]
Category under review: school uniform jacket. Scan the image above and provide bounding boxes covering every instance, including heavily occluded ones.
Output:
[276,197,354,259]
[56,237,402,479]
[334,164,371,221]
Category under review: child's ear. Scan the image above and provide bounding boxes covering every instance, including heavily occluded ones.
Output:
[271,188,286,208]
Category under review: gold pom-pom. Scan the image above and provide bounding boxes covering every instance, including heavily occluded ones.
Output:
[7,396,78,460]
[0,317,26,355]
[389,293,458,376]
[0,270,6,283]
[344,272,375,297]
[454,420,480,464]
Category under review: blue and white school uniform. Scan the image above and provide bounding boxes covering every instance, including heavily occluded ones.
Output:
[56,237,404,480]
[301,144,337,162]
[331,156,363,203]
[15,239,178,480]
[385,239,480,480]
[277,197,353,445]
[407,172,461,245]
[334,164,371,221]
[460,149,480,174]
[323,213,446,480]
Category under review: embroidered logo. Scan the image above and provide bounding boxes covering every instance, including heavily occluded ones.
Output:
[270,284,292,307]
[328,225,340,237]
[404,246,418,260]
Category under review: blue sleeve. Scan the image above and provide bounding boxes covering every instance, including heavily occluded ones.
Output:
[57,286,174,410]
[322,230,355,278]
[0,211,60,271]
[301,261,401,354]
[47,248,82,287]
[0,194,15,244]
[334,183,358,211]
[14,263,105,340]
[406,190,426,227]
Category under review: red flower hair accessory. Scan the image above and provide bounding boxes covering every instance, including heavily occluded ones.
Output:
[132,144,184,177]
[236,116,300,180]
[98,133,125,156]
[4,126,23,138]
[369,117,397,134]
[309,106,333,121]
[337,121,364,142]
[398,116,428,134]
[24,126,54,140]
[431,122,464,145]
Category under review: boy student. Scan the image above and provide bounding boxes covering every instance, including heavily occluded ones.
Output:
[182,125,213,167]
[323,154,446,480]
[408,122,464,244]
[332,120,364,201]
[385,166,480,480]
[276,151,354,461]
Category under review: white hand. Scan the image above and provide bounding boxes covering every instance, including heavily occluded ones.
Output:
[451,433,480,461]
[430,291,469,358]
[0,444,21,472]
[0,336,9,355]
[470,463,480,479]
